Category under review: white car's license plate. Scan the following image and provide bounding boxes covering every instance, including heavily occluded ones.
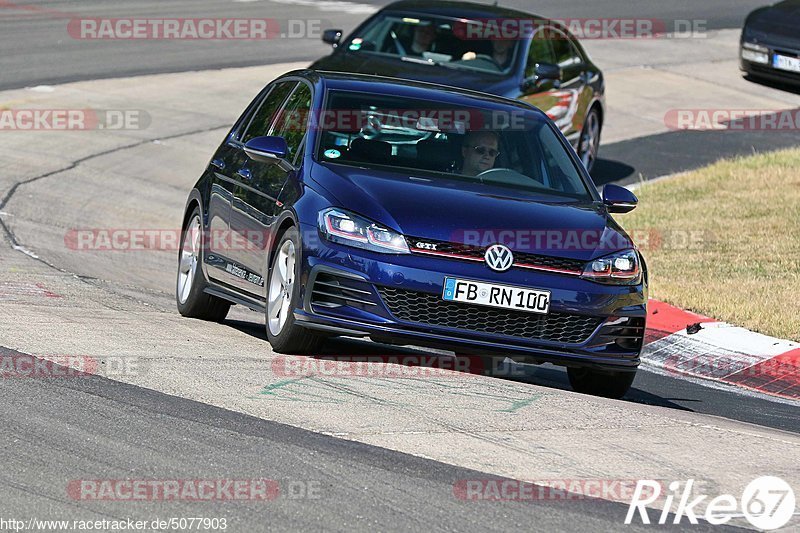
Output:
[442,277,550,315]
[773,54,800,73]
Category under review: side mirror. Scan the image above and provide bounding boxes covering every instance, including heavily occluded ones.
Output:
[602,184,638,214]
[322,29,343,48]
[244,136,294,171]
[521,62,562,92]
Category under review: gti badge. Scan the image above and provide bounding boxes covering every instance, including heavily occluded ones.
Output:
[484,244,514,272]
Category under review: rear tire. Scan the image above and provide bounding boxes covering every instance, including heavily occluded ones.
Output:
[266,226,322,354]
[176,207,231,322]
[567,367,635,399]
[578,107,601,173]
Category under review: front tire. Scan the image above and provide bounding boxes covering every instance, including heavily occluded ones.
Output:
[265,226,321,354]
[176,208,230,322]
[567,367,635,399]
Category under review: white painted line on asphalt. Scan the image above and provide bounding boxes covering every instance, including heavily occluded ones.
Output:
[26,85,55,93]
[236,0,379,15]
[12,244,39,259]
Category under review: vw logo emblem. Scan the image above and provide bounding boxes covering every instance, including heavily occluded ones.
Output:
[484,244,514,272]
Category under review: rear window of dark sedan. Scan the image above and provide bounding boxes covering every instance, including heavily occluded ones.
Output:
[314,90,593,200]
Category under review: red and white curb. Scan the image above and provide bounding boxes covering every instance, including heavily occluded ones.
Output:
[643,300,800,401]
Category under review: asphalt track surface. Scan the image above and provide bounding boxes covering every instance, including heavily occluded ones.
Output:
[0,0,769,90]
[1,0,797,432]
[1,346,745,532]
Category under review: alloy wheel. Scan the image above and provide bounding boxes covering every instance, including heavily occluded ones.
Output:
[267,239,296,336]
[177,215,201,305]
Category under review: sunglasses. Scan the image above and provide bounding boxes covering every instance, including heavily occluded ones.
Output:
[468,145,500,158]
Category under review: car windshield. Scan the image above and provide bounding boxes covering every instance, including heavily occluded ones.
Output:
[315,90,593,201]
[344,13,520,74]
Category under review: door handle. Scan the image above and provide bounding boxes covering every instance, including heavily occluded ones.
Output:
[210,158,225,171]
[235,168,252,181]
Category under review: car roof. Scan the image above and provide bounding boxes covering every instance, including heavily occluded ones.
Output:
[287,69,547,118]
[382,0,543,20]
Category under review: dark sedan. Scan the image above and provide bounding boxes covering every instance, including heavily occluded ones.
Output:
[177,70,647,398]
[311,0,606,172]
[740,0,800,88]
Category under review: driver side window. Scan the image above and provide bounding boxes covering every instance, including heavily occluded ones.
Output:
[269,83,313,162]
[241,81,296,144]
[525,27,556,77]
[550,29,582,69]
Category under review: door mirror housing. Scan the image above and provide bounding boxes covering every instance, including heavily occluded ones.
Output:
[244,136,294,171]
[322,29,343,48]
[602,184,638,214]
[521,62,562,92]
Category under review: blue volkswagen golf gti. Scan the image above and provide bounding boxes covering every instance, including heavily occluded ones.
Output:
[177,70,647,398]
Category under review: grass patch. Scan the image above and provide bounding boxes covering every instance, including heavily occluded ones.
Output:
[618,148,800,341]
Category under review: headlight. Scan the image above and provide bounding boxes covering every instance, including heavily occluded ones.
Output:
[741,42,769,64]
[582,249,641,285]
[319,208,410,254]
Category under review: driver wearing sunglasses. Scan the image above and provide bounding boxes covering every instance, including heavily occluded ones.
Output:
[460,130,500,177]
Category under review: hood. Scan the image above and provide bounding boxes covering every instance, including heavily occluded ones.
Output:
[311,52,514,97]
[746,1,800,46]
[309,162,631,261]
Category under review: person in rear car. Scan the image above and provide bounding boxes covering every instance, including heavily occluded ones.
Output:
[407,22,437,56]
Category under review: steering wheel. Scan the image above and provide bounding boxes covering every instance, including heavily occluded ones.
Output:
[455,53,502,72]
[476,168,534,186]
[477,168,517,178]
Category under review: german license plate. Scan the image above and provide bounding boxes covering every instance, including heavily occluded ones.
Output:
[773,54,800,73]
[442,277,550,315]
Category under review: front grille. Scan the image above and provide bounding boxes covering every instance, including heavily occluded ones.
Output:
[406,236,585,274]
[378,286,602,344]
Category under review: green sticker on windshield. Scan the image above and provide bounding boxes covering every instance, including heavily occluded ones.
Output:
[324,149,341,159]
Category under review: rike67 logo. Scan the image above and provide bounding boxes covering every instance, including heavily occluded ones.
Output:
[626,476,796,529]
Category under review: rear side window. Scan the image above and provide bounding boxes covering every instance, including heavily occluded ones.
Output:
[241,81,296,144]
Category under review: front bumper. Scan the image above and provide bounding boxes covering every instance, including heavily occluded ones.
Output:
[740,42,800,87]
[297,223,646,372]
